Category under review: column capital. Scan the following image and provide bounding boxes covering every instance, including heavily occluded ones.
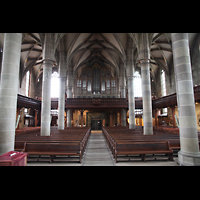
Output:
[119,85,126,89]
[138,58,151,65]
[42,59,55,67]
[67,85,73,90]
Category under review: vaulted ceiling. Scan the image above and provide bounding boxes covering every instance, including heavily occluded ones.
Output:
[56,33,128,76]
[0,33,198,87]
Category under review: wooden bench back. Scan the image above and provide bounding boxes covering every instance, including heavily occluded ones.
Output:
[25,142,80,153]
[15,141,26,151]
[168,139,180,148]
[116,141,170,151]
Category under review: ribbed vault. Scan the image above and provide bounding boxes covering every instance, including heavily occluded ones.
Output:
[0,33,197,95]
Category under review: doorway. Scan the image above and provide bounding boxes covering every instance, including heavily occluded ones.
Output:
[91,120,102,130]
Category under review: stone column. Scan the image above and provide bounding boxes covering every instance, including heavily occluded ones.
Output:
[140,60,153,135]
[127,36,135,129]
[67,109,72,127]
[119,63,126,98]
[66,63,73,127]
[172,33,200,165]
[0,33,22,155]
[66,85,73,127]
[121,109,127,126]
[127,76,135,129]
[40,33,55,136]
[138,33,153,135]
[40,59,53,136]
[58,77,66,129]
[58,51,67,130]
[119,65,127,127]
[120,86,126,98]
[67,86,73,98]
[66,85,72,128]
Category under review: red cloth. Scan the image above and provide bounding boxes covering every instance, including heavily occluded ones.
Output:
[0,151,28,166]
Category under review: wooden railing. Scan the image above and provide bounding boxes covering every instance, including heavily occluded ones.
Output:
[17,94,41,110]
[17,85,200,110]
[152,93,177,109]
[65,98,128,109]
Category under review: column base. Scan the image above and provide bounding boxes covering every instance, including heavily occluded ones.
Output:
[58,125,64,130]
[40,125,50,136]
[178,151,200,166]
[143,127,153,135]
[129,124,135,129]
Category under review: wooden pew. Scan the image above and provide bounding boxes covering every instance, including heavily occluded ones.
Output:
[114,141,173,163]
[23,142,83,163]
[102,127,175,162]
[15,141,26,152]
[15,127,91,163]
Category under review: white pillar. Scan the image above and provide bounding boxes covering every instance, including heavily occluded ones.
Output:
[40,60,53,136]
[40,33,55,136]
[127,36,135,129]
[0,33,22,155]
[141,60,153,135]
[58,51,67,130]
[172,33,200,165]
[58,77,66,129]
[121,109,127,127]
[138,33,153,135]
[127,76,135,129]
[67,109,72,127]
[66,64,73,127]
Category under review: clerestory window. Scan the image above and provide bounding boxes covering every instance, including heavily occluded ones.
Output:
[161,70,167,113]
[134,71,142,97]
[51,71,59,98]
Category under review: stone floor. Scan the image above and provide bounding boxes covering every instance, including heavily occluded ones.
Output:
[82,130,115,166]
[27,130,179,166]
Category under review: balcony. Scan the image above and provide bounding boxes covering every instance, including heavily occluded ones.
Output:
[17,85,200,111]
[152,93,177,109]
[17,94,41,110]
[65,98,128,109]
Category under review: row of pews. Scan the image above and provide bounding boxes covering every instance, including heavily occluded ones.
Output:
[153,126,179,134]
[102,126,181,163]
[15,127,41,135]
[15,127,91,163]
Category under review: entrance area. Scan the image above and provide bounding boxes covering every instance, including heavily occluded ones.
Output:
[91,120,102,130]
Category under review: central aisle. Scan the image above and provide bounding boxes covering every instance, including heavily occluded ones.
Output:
[82,130,115,166]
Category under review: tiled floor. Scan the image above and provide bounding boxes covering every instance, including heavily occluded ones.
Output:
[27,130,179,166]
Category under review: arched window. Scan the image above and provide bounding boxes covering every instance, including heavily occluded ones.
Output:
[161,69,167,113]
[161,70,166,96]
[51,71,59,98]
[25,70,30,97]
[134,71,142,97]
